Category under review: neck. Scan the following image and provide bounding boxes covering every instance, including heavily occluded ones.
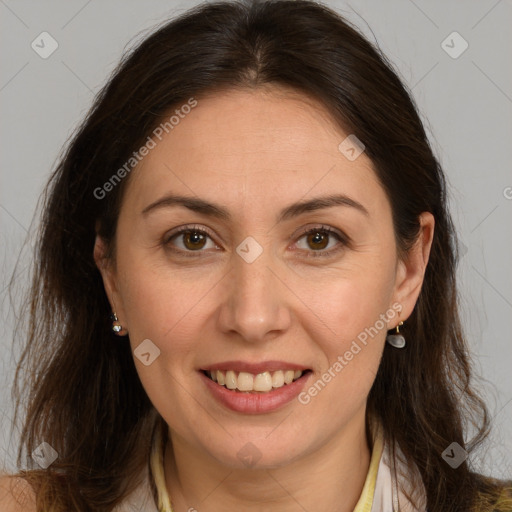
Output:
[163,410,371,512]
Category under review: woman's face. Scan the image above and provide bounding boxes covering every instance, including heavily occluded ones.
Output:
[96,87,432,469]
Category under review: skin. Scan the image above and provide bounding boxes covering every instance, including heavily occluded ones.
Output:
[0,476,36,512]
[94,86,434,512]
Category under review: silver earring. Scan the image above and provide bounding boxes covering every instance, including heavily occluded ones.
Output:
[386,321,405,348]
[111,312,124,334]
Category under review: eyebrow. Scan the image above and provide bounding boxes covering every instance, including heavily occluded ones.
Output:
[141,193,369,222]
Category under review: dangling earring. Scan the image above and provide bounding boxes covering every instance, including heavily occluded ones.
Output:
[386,321,405,348]
[111,312,127,336]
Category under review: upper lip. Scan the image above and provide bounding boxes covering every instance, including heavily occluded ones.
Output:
[201,360,310,374]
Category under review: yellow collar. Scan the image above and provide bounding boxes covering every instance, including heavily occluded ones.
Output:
[150,420,172,512]
[353,423,384,512]
[149,421,384,512]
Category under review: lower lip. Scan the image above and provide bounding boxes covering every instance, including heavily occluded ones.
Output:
[200,371,311,414]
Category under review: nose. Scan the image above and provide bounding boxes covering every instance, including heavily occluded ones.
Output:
[217,246,292,344]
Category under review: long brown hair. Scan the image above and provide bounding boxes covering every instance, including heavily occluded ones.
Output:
[9,1,510,510]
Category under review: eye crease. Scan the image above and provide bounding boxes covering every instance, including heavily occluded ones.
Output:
[162,224,349,258]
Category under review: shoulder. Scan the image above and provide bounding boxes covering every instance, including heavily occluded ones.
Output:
[0,474,37,512]
[492,480,512,511]
[475,476,512,512]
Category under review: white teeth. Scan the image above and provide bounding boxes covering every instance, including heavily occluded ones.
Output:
[254,372,273,392]
[225,370,237,390]
[206,369,305,393]
[271,370,284,388]
[237,372,254,391]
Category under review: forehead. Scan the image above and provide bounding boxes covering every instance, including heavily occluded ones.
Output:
[122,87,386,218]
[144,87,351,168]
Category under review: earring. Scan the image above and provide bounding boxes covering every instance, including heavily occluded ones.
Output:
[386,321,405,348]
[111,312,126,335]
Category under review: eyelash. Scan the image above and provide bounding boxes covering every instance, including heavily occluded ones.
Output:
[293,225,348,258]
[163,224,348,259]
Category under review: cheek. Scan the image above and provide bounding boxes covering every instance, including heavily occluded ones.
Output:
[117,241,397,355]
[302,260,396,344]
[296,280,390,429]
[298,264,396,399]
[117,251,221,356]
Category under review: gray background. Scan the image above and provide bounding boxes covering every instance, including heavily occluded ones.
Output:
[1,0,511,478]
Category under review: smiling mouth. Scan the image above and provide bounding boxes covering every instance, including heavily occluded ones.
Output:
[202,369,312,393]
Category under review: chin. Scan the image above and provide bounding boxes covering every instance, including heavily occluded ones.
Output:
[203,434,307,471]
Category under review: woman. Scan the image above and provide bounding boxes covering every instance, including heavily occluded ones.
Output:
[1,1,510,510]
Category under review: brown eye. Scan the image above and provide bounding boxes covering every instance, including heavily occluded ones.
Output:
[182,231,207,250]
[306,231,329,250]
[294,226,347,258]
[164,226,218,254]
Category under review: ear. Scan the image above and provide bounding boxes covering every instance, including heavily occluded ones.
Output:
[93,234,127,326]
[390,212,435,324]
